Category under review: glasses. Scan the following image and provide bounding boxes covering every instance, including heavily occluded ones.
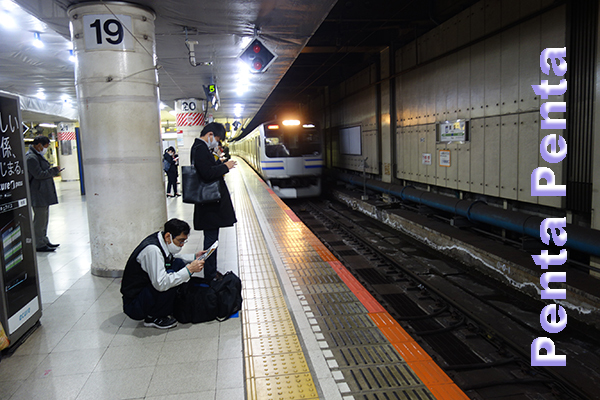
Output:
[173,237,188,247]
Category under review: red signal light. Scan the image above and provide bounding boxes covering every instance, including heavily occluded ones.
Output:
[239,38,277,73]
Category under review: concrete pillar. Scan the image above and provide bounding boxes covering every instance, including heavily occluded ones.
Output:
[57,122,80,181]
[68,2,166,277]
[174,98,204,166]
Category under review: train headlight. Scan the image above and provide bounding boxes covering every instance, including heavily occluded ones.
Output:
[282,120,300,126]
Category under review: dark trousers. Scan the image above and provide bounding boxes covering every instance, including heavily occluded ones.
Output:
[166,170,178,195]
[203,229,219,280]
[123,259,186,320]
[32,206,50,248]
[123,285,178,320]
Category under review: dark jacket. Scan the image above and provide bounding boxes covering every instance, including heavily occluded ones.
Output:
[26,145,59,207]
[191,138,237,230]
[121,232,171,302]
[163,152,178,175]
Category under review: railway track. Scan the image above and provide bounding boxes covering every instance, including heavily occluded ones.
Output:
[288,199,600,400]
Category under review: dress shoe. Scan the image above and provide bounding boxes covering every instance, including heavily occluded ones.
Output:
[36,245,56,252]
[174,193,181,197]
[47,242,60,248]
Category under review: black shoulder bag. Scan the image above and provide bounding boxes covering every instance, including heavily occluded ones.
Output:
[182,145,221,204]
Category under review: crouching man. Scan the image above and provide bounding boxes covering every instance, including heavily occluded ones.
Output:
[120,218,206,329]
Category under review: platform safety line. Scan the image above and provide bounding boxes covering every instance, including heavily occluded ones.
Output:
[261,190,470,400]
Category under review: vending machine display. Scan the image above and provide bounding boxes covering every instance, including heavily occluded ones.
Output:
[0,93,42,346]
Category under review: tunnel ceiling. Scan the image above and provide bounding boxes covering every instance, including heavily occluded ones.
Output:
[250,0,482,133]
[4,0,480,131]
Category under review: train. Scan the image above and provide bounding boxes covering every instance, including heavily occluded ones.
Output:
[229,119,323,198]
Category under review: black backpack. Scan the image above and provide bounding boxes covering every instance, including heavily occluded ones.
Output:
[173,272,242,323]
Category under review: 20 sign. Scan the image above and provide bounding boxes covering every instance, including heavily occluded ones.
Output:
[82,14,134,51]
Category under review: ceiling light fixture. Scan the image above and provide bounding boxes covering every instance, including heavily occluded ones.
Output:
[39,123,57,128]
[234,104,244,118]
[0,10,16,29]
[33,32,44,48]
[35,90,46,100]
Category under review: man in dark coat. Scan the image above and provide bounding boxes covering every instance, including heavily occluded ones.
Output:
[26,136,60,252]
[191,122,237,280]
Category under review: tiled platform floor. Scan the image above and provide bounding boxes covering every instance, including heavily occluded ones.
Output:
[0,177,242,400]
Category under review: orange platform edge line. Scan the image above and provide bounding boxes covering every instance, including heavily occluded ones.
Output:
[270,189,470,400]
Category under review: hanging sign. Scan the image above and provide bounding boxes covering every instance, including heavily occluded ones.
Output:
[174,99,205,127]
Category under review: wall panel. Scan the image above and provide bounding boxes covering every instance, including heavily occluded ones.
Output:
[470,118,485,193]
[425,125,436,185]
[520,0,541,19]
[484,116,500,196]
[457,8,471,47]
[470,3,486,42]
[446,142,459,189]
[485,0,502,34]
[435,142,447,187]
[517,112,540,203]
[519,17,541,113]
[457,48,471,120]
[485,36,502,116]
[501,0,520,26]
[457,140,471,192]
[500,26,520,115]
[500,114,519,199]
[446,53,458,122]
[470,42,485,118]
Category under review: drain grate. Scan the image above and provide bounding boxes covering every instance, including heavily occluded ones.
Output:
[332,345,405,367]
[317,314,375,331]
[344,364,426,391]
[325,328,390,347]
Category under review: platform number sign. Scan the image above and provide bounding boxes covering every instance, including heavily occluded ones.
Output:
[82,14,134,51]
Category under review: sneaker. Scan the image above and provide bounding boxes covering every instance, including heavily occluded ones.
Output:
[144,315,177,329]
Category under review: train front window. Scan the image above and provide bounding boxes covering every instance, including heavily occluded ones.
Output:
[264,126,321,158]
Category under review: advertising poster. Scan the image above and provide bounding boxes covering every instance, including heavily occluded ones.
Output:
[0,94,40,337]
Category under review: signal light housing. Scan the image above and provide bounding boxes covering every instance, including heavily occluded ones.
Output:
[239,38,277,73]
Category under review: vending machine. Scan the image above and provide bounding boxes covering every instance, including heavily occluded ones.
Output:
[0,93,42,346]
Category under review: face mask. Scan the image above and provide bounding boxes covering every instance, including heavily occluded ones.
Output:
[208,136,219,150]
[40,147,48,155]
[167,241,182,255]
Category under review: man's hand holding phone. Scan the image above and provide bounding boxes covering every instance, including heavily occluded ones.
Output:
[186,258,205,274]
[195,250,207,260]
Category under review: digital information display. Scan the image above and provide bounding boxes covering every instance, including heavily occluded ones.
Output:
[0,93,40,338]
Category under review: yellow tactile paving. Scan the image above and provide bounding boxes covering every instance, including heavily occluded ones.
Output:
[250,374,319,400]
[246,335,304,356]
[233,159,469,400]
[230,164,320,400]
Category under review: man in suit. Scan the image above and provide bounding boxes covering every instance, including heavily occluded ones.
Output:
[26,136,60,252]
[190,122,237,280]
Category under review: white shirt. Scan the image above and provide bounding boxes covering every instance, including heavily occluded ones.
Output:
[136,232,197,292]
